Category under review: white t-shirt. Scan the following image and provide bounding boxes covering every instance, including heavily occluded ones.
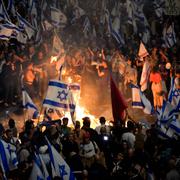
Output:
[80,141,98,158]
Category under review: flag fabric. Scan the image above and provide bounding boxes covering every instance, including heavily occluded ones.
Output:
[52,34,64,56]
[168,77,180,113]
[45,137,75,179]
[140,91,154,114]
[163,23,176,48]
[22,89,39,119]
[169,117,180,135]
[0,24,14,40]
[29,155,46,180]
[43,80,75,112]
[0,139,18,174]
[109,15,125,47]
[0,22,21,40]
[50,6,67,28]
[0,0,10,21]
[153,0,165,18]
[131,84,153,114]
[16,32,28,44]
[17,12,36,39]
[138,42,149,60]
[140,60,151,92]
[131,84,143,109]
[110,77,128,122]
[71,5,85,23]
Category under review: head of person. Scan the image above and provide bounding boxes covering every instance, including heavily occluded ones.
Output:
[127,121,135,132]
[82,117,91,128]
[62,117,69,126]
[99,117,106,125]
[75,121,81,129]
[5,129,13,139]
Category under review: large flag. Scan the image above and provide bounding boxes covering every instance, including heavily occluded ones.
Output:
[45,137,75,179]
[22,89,39,119]
[0,0,10,21]
[50,6,67,28]
[110,77,128,122]
[140,59,151,92]
[138,42,149,60]
[43,80,75,112]
[163,23,176,48]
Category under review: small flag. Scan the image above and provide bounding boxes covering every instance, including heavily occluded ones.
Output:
[163,23,176,48]
[22,89,39,119]
[138,42,149,60]
[131,84,143,109]
[140,59,151,92]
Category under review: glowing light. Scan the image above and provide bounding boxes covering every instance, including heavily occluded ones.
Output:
[50,56,58,63]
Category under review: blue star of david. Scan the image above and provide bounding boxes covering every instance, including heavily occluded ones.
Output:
[59,165,67,178]
[57,90,68,101]
[172,89,180,98]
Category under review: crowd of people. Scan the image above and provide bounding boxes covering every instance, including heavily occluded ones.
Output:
[0,0,180,179]
[0,116,180,179]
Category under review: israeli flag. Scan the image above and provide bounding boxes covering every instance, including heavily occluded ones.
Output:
[131,84,143,109]
[109,15,125,47]
[43,80,75,112]
[17,12,36,39]
[0,0,10,21]
[45,137,75,180]
[156,101,175,124]
[0,139,18,174]
[163,23,176,48]
[131,84,153,114]
[29,155,46,180]
[169,117,180,135]
[0,24,14,40]
[168,77,180,113]
[50,6,67,28]
[22,89,39,119]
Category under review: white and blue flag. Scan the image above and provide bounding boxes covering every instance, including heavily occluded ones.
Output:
[131,84,153,114]
[163,23,176,48]
[0,22,21,40]
[45,137,75,179]
[43,80,75,112]
[50,6,67,28]
[17,12,36,39]
[22,89,39,119]
[0,139,18,176]
[168,77,180,113]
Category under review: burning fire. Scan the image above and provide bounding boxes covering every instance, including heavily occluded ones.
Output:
[75,104,99,128]
[50,56,58,63]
